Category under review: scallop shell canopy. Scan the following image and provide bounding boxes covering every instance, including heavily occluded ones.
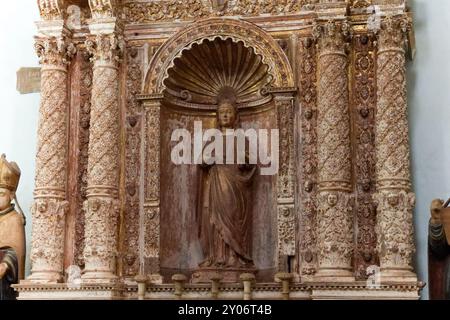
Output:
[164,38,273,107]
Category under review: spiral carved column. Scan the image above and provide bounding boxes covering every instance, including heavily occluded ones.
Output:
[374,16,417,282]
[314,20,354,281]
[27,35,75,283]
[82,31,123,282]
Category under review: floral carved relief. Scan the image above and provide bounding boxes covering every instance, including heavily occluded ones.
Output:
[276,96,296,271]
[123,0,316,24]
[298,37,318,276]
[352,34,378,279]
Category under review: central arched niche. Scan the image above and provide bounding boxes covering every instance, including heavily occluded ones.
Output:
[160,38,278,282]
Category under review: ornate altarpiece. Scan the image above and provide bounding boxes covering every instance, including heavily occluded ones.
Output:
[15,0,424,299]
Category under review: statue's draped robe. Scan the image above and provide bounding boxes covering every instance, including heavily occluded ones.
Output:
[0,248,18,300]
[428,221,450,299]
[0,206,25,300]
[198,138,256,269]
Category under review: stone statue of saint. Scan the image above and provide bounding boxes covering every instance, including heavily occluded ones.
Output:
[195,91,256,281]
[0,154,26,300]
[428,198,450,299]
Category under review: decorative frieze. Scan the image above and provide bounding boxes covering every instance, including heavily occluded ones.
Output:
[122,0,313,24]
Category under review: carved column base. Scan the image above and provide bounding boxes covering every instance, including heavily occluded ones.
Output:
[82,197,120,284]
[315,191,354,282]
[374,190,416,283]
[26,197,67,284]
[23,272,63,284]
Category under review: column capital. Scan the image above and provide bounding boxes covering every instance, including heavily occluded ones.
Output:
[34,35,76,69]
[376,15,411,51]
[85,33,124,66]
[313,20,350,53]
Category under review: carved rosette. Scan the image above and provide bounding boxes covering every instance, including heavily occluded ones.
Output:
[82,32,123,282]
[314,20,354,280]
[374,16,416,281]
[275,95,296,272]
[298,37,318,277]
[27,36,75,283]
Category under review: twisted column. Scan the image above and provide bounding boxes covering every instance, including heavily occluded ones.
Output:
[314,20,354,281]
[374,16,416,282]
[82,32,123,282]
[27,35,75,283]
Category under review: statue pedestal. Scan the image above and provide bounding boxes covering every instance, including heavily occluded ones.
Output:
[191,268,257,284]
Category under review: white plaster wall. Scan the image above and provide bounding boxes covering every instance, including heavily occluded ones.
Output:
[407,0,450,300]
[0,0,448,299]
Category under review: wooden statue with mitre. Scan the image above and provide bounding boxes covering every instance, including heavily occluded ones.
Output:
[0,154,25,300]
[428,198,450,299]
